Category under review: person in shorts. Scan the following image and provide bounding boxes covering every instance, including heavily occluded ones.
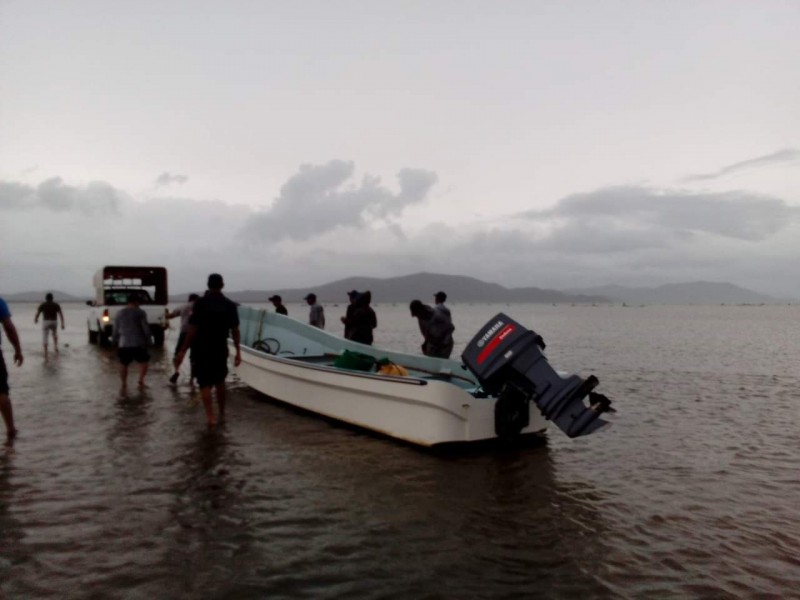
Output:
[304,293,325,329]
[166,293,199,384]
[174,273,241,427]
[112,294,151,391]
[0,296,24,441]
[34,292,65,358]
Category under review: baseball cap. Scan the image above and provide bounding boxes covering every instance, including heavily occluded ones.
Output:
[347,290,359,298]
[268,295,282,302]
[304,293,316,301]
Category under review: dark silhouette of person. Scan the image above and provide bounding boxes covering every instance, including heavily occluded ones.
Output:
[348,291,377,345]
[268,295,288,315]
[175,273,241,427]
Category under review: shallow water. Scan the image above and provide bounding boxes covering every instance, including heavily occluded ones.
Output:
[1,302,799,598]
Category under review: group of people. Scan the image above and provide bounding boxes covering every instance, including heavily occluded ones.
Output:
[266,289,378,344]
[114,273,240,427]
[0,279,457,441]
[340,288,454,358]
[265,288,455,358]
[268,293,325,329]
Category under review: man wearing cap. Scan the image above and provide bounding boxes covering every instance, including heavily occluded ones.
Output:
[304,293,325,329]
[340,290,359,339]
[268,295,288,316]
[175,273,241,427]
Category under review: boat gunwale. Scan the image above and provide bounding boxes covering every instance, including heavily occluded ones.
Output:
[240,344,440,387]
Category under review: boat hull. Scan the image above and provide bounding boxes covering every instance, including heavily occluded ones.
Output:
[233,307,548,447]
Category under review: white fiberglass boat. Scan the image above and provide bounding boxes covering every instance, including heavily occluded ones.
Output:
[235,306,612,447]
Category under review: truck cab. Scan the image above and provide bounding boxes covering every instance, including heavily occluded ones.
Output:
[87,266,169,347]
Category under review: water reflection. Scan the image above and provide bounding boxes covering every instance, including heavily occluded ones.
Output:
[3,302,799,597]
[0,456,25,565]
[160,427,257,597]
[110,391,154,437]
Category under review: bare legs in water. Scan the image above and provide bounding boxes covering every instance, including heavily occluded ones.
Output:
[0,392,17,442]
[120,361,149,392]
[199,382,226,427]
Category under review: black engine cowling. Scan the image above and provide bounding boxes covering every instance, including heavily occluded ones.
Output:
[462,313,613,439]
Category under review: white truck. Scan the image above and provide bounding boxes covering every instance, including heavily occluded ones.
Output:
[86,266,169,347]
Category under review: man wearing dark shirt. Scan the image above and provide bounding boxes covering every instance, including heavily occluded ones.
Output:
[174,273,241,427]
[268,295,288,315]
[340,289,359,339]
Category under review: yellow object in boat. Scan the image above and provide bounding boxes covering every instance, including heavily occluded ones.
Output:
[377,363,409,377]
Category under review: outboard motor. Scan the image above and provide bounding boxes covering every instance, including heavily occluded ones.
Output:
[462,313,612,440]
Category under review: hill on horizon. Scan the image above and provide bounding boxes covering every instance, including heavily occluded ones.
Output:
[5,275,793,305]
[565,281,794,305]
[209,272,608,304]
[3,290,85,303]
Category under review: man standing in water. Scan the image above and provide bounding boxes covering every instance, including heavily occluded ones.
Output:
[34,292,65,358]
[113,294,151,391]
[0,296,23,442]
[410,296,455,358]
[268,295,288,316]
[348,291,377,345]
[304,293,325,329]
[167,293,199,384]
[174,273,241,427]
[340,290,359,339]
[429,291,455,358]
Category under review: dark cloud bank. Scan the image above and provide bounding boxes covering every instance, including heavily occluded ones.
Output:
[242,160,438,242]
[517,185,799,252]
[0,177,122,214]
[2,157,799,297]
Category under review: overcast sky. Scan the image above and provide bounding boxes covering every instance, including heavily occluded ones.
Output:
[2,0,798,298]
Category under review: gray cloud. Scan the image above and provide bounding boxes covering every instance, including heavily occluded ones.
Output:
[155,172,189,187]
[3,174,799,300]
[242,161,438,242]
[0,177,122,214]
[683,149,800,182]
[518,186,799,254]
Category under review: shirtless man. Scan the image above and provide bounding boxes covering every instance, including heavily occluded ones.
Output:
[34,292,65,358]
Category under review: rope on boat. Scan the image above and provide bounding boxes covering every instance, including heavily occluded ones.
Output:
[255,308,266,343]
[253,338,281,355]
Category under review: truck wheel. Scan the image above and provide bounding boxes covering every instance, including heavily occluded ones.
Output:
[88,328,99,344]
[151,326,165,348]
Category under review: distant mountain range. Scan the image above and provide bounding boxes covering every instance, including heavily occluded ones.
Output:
[3,290,85,303]
[564,281,794,305]
[4,274,794,305]
[216,272,608,304]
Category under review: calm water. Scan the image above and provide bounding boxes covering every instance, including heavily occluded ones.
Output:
[1,302,799,599]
